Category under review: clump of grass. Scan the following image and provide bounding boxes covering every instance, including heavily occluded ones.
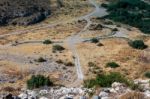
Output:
[106,62,120,68]
[88,62,103,75]
[56,59,74,67]
[52,45,65,52]
[35,57,47,62]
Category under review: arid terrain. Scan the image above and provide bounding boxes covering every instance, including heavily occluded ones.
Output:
[0,0,150,99]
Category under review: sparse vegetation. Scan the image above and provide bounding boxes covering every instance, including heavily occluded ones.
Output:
[129,40,148,50]
[106,62,120,68]
[52,45,65,52]
[43,40,52,44]
[88,62,103,75]
[56,59,74,66]
[27,75,53,89]
[84,72,130,88]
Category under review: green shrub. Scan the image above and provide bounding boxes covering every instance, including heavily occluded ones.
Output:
[27,75,53,89]
[43,40,52,44]
[91,38,99,43]
[84,72,130,88]
[129,40,148,50]
[106,62,120,68]
[52,45,65,52]
[36,57,47,62]
[144,71,150,78]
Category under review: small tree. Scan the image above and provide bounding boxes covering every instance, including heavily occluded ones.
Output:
[43,40,52,44]
[91,38,99,43]
[129,40,148,50]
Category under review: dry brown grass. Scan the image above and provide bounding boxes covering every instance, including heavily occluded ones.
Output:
[77,38,150,79]
[80,28,111,38]
[119,91,145,99]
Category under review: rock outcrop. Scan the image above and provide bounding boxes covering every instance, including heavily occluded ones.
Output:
[0,0,51,25]
[1,80,150,99]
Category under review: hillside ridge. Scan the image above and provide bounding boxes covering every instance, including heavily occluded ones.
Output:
[0,0,51,25]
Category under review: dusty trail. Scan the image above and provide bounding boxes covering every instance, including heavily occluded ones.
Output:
[66,0,108,81]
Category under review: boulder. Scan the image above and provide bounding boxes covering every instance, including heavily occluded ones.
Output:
[99,92,109,97]
[40,97,48,99]
[18,93,28,99]
[144,90,150,98]
[93,95,101,99]
[39,90,48,95]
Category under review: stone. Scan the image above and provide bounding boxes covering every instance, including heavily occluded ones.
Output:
[93,95,101,99]
[99,92,109,97]
[40,96,48,99]
[101,97,111,99]
[144,90,150,98]
[112,82,122,88]
[18,93,28,99]
[109,88,117,93]
[39,90,48,95]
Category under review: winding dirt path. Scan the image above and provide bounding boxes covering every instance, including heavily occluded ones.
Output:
[66,0,108,81]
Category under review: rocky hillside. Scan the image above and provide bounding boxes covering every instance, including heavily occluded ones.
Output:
[0,0,51,25]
